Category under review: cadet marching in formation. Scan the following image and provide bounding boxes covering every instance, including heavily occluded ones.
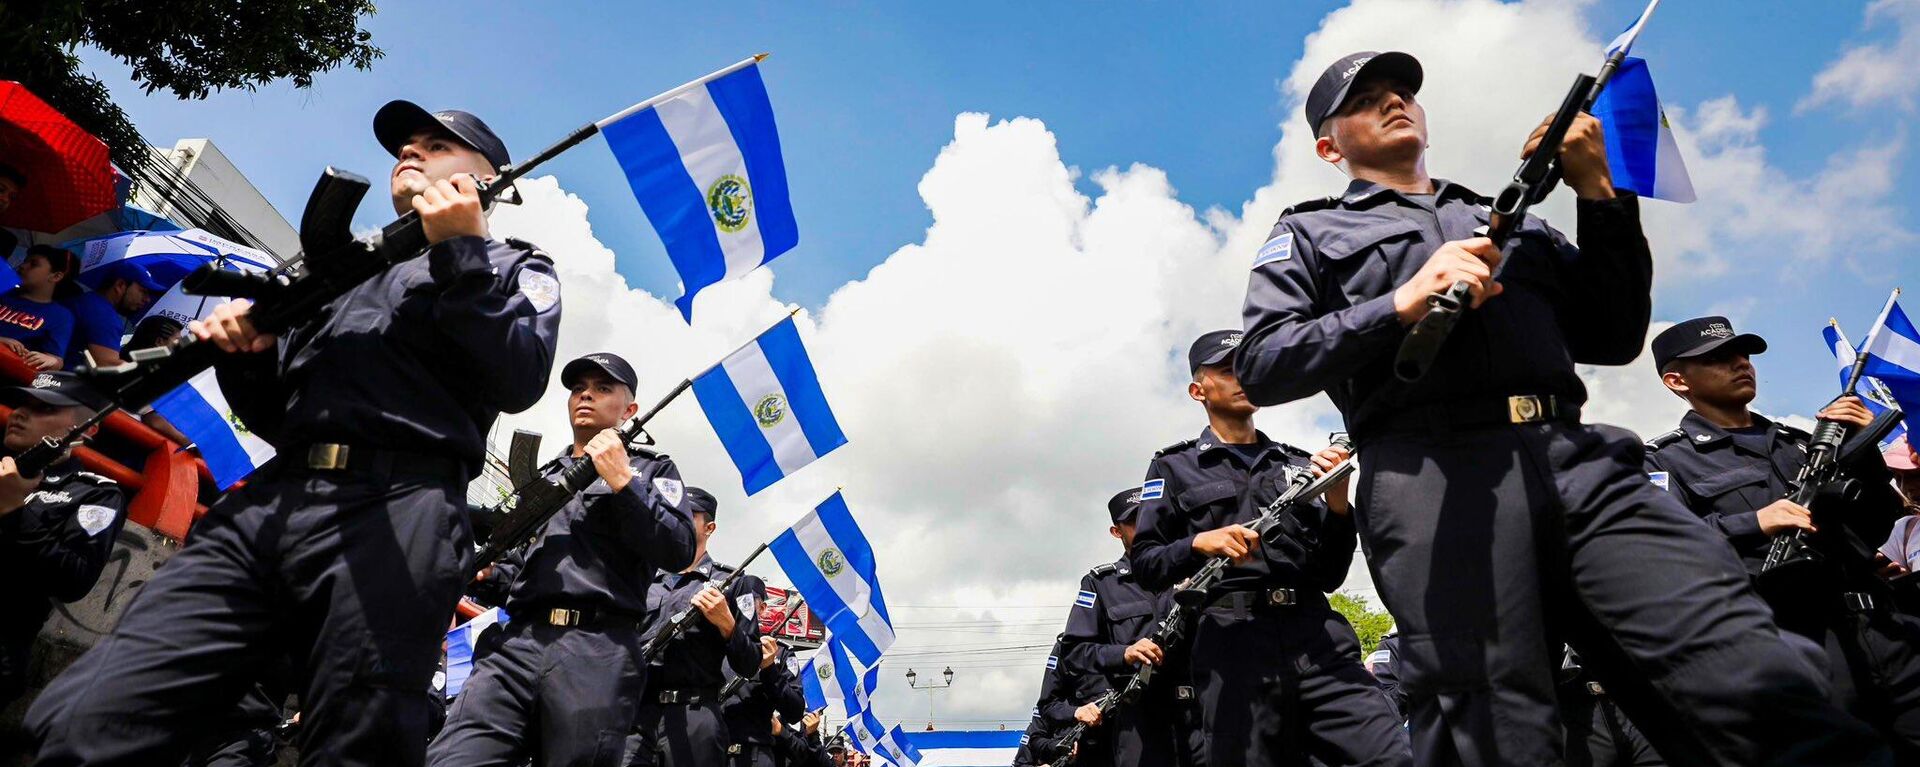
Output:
[5,45,1920,767]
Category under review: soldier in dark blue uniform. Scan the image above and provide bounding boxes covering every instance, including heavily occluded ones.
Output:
[1059,487,1194,767]
[1642,316,1920,759]
[1235,50,1882,766]
[1132,330,1407,767]
[1014,636,1077,767]
[0,372,126,707]
[1364,633,1404,722]
[639,487,767,767]
[1556,648,1663,767]
[428,352,697,765]
[721,636,807,767]
[28,102,563,767]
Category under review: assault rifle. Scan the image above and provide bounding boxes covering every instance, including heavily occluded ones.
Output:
[717,592,807,701]
[1761,343,1908,578]
[468,379,693,577]
[643,541,770,664]
[1041,598,1194,767]
[13,405,115,477]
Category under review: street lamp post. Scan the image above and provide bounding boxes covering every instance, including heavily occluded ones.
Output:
[905,666,954,730]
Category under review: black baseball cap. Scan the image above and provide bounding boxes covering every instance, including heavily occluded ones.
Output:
[1651,316,1768,373]
[1108,487,1142,525]
[9,371,112,411]
[1305,51,1424,136]
[373,101,512,171]
[561,352,639,392]
[686,486,718,519]
[1188,329,1244,374]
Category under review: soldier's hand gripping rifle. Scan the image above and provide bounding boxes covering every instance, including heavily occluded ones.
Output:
[10,405,115,478]
[1171,435,1358,609]
[1761,340,1908,578]
[718,592,806,701]
[1392,1,1662,383]
[643,541,770,664]
[1041,601,1195,767]
[468,379,694,577]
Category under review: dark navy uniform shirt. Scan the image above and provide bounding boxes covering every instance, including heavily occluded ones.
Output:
[722,642,807,746]
[1236,180,1650,436]
[1059,556,1159,685]
[0,458,128,669]
[218,235,562,469]
[1130,427,1354,594]
[1644,410,1905,577]
[644,552,765,690]
[494,448,696,616]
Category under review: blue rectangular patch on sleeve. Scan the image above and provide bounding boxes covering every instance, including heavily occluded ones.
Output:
[1074,590,1097,609]
[1252,231,1294,268]
[1139,478,1165,501]
[1647,471,1669,490]
[1046,655,1058,670]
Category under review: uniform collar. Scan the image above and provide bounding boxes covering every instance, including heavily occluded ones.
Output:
[1679,410,1778,452]
[1337,177,1482,207]
[1194,425,1273,456]
[1112,555,1133,578]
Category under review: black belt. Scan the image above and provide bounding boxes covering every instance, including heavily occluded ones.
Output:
[530,604,646,629]
[288,443,470,481]
[1202,588,1304,612]
[648,686,720,705]
[1356,394,1580,440]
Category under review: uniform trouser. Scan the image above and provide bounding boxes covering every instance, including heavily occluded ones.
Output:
[1779,603,1920,761]
[428,620,649,766]
[1356,422,1888,766]
[25,462,472,767]
[1107,692,1187,767]
[184,684,285,767]
[725,742,776,767]
[1560,684,1663,767]
[1189,598,1408,767]
[635,699,730,767]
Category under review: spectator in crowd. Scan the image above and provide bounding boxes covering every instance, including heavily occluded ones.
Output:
[0,245,78,370]
[0,163,23,259]
[62,261,164,369]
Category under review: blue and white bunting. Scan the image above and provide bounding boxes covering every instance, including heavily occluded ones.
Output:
[597,57,799,321]
[772,493,895,667]
[692,315,847,495]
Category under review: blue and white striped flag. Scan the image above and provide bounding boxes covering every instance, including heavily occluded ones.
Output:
[801,635,878,715]
[1824,321,1907,450]
[848,712,922,766]
[444,607,510,699]
[152,369,278,489]
[1862,292,1920,417]
[772,493,895,666]
[692,315,846,494]
[598,56,799,321]
[1590,58,1694,203]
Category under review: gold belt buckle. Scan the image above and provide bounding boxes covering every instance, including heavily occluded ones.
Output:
[1508,395,1547,424]
[306,443,351,470]
[549,608,580,627]
[1268,589,1296,606]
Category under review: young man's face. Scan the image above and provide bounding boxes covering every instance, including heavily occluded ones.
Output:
[390,128,494,209]
[1189,364,1258,417]
[109,279,154,315]
[6,400,84,452]
[0,177,18,215]
[567,371,638,432]
[1322,76,1427,168]
[17,253,63,292]
[1664,348,1759,409]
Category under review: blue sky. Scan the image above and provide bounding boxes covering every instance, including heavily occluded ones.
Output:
[81,1,1918,417]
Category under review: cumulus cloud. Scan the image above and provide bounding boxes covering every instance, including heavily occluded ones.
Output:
[478,0,1901,729]
[1799,0,1920,114]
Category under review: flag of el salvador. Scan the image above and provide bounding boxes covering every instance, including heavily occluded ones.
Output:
[599,61,799,320]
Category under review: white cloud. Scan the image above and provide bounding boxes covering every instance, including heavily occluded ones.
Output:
[478,0,1901,730]
[1799,0,1920,114]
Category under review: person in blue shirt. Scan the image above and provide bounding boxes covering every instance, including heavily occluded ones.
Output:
[62,260,163,369]
[0,245,78,370]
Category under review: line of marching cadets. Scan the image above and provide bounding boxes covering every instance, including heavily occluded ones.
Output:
[1014,49,1920,767]
[0,100,867,767]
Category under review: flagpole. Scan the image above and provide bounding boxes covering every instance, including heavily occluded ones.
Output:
[1589,0,1663,104]
[1845,288,1903,393]
[596,54,772,128]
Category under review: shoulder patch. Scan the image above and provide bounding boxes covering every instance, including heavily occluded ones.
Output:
[653,476,685,507]
[76,504,118,536]
[1278,196,1342,218]
[1644,429,1686,451]
[1252,231,1293,269]
[1138,478,1166,501]
[735,592,758,616]
[1074,589,1097,609]
[1647,471,1670,491]
[518,269,560,313]
[1153,439,1197,458]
